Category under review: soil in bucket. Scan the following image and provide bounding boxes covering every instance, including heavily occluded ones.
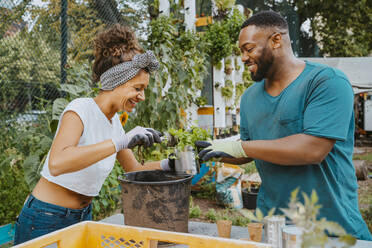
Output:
[119,170,193,235]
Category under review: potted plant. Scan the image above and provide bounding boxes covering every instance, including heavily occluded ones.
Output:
[239,208,275,242]
[195,96,207,107]
[233,43,241,56]
[280,189,356,247]
[221,87,233,101]
[214,61,223,71]
[234,82,246,105]
[224,59,233,75]
[234,57,241,71]
[215,210,233,238]
[221,79,234,104]
[242,181,260,210]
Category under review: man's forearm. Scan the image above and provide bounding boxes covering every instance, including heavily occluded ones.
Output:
[241,134,335,166]
[221,157,253,165]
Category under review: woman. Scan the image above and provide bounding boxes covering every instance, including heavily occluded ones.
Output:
[14,24,171,245]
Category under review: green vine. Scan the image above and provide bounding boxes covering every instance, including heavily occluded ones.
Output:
[243,65,253,86]
[204,6,245,66]
[195,96,208,107]
[127,13,208,132]
[224,58,233,74]
[234,82,246,105]
[221,80,234,101]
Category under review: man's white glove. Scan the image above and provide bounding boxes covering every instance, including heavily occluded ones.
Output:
[195,140,247,162]
[112,126,162,152]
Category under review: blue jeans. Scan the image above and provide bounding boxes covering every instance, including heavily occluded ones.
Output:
[14,194,92,245]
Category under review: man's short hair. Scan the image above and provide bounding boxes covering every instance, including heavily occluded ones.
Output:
[241,11,288,30]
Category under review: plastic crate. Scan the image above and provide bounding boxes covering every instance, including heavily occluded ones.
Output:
[13,221,271,248]
[0,223,15,247]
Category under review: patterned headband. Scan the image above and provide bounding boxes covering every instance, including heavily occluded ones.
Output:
[100,50,159,91]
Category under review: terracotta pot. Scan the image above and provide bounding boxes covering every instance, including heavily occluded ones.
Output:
[247,222,263,242]
[216,220,232,238]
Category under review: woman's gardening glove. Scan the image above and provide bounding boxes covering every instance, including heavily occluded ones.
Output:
[195,140,247,162]
[112,126,162,151]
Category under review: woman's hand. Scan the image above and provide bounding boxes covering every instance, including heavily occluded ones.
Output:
[112,126,162,151]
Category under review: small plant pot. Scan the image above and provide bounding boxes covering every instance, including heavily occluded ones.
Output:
[216,220,232,238]
[224,67,233,75]
[247,222,263,242]
[242,188,258,209]
[250,187,259,194]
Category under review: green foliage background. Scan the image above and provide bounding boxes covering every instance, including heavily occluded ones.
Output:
[294,0,371,57]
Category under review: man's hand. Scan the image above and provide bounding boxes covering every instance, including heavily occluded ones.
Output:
[195,140,247,162]
[112,126,162,151]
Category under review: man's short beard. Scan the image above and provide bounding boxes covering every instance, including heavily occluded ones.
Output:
[251,46,273,82]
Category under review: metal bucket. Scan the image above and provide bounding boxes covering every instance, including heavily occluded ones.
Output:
[282,225,303,248]
[119,170,193,233]
[174,146,199,175]
[264,215,286,248]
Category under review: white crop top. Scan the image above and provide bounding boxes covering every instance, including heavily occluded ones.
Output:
[41,98,125,196]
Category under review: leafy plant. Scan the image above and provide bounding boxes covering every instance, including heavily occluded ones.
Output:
[280,188,356,247]
[168,126,211,152]
[195,177,217,200]
[242,65,253,85]
[294,0,371,57]
[215,61,223,71]
[189,196,202,218]
[232,43,241,56]
[22,135,53,189]
[224,59,232,66]
[221,80,234,101]
[234,82,247,105]
[92,162,124,220]
[195,96,208,107]
[0,149,30,225]
[239,208,276,223]
[216,208,231,221]
[213,0,236,21]
[127,14,208,132]
[206,208,218,222]
[234,57,240,70]
[224,59,233,74]
[224,8,245,44]
[204,21,232,65]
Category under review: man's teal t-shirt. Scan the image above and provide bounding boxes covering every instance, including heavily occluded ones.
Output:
[239,61,371,240]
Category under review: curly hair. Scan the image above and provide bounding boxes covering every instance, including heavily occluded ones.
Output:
[92,24,143,82]
[241,11,288,31]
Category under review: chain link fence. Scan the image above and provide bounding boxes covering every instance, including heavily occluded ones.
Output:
[0,0,150,127]
[1,0,63,126]
[0,0,319,127]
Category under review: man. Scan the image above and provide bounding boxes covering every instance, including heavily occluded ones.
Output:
[196,11,371,240]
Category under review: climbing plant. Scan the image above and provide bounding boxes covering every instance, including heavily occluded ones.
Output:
[126,12,208,132]
[203,4,245,65]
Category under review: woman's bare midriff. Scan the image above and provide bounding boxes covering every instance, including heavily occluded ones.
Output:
[32,177,93,209]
